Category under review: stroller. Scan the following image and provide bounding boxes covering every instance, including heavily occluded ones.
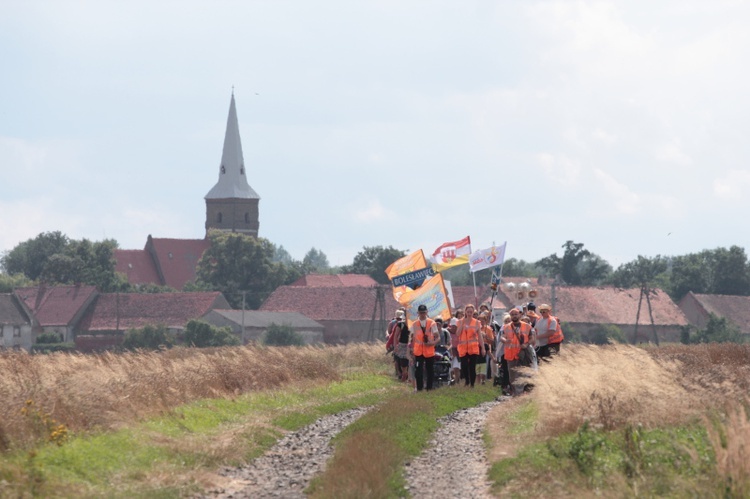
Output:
[432,345,452,387]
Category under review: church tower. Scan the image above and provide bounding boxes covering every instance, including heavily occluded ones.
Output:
[205,93,260,236]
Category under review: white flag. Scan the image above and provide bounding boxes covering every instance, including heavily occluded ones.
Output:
[469,242,507,273]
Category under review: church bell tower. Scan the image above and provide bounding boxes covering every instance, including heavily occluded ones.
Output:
[205,92,260,236]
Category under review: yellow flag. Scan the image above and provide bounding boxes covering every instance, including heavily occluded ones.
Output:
[403,273,452,327]
[384,249,428,304]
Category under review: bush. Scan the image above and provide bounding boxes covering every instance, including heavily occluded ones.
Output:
[264,323,304,346]
[183,320,240,347]
[691,314,745,344]
[587,324,626,345]
[122,324,173,350]
[31,343,76,353]
[35,332,63,344]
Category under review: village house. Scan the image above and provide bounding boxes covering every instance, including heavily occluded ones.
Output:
[14,285,98,343]
[75,291,231,350]
[678,291,750,335]
[201,309,324,345]
[0,293,34,350]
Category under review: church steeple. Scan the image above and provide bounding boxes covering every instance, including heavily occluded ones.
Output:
[205,93,260,236]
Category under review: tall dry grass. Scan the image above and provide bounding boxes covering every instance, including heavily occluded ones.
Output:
[0,343,386,451]
[529,343,750,435]
[706,400,750,498]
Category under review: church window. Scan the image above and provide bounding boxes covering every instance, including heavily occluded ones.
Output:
[217,212,223,223]
[221,165,226,174]
[244,212,250,223]
[240,164,245,175]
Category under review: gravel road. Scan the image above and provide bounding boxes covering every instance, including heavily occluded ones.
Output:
[201,397,505,498]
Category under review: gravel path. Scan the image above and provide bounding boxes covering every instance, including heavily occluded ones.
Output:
[403,398,505,499]
[201,397,506,499]
[202,407,369,499]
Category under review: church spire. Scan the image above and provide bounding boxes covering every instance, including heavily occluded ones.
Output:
[205,93,260,200]
[205,93,260,237]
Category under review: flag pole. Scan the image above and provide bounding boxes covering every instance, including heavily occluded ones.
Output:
[472,270,478,308]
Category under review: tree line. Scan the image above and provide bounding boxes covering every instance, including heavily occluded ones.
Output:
[2,232,750,308]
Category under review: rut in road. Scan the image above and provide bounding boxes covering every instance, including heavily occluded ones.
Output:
[201,407,369,499]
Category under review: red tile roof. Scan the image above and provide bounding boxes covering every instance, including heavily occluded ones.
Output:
[449,286,499,312]
[15,285,98,327]
[114,249,161,286]
[260,285,401,321]
[77,292,231,332]
[290,274,378,287]
[493,278,687,326]
[146,236,210,290]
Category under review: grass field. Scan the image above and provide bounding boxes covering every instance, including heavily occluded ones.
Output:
[0,342,748,497]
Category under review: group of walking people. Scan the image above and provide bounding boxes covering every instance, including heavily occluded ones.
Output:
[385,301,564,395]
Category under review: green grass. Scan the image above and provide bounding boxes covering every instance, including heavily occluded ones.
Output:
[0,373,402,498]
[489,409,721,498]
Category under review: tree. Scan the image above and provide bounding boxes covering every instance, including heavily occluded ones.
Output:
[667,246,750,300]
[612,255,668,345]
[536,241,612,286]
[0,273,33,293]
[302,247,330,273]
[195,230,296,309]
[183,320,240,347]
[341,246,407,284]
[1,231,69,280]
[272,244,295,265]
[264,323,304,346]
[500,258,541,277]
[1,232,125,292]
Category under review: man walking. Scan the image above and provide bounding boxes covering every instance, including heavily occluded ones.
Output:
[410,304,440,391]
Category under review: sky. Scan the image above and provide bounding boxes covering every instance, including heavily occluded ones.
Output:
[2,1,750,270]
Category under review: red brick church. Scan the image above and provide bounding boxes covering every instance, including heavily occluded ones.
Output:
[114,94,259,289]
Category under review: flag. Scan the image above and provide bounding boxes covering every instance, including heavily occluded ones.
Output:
[430,236,471,272]
[469,242,507,273]
[391,266,436,289]
[403,273,452,327]
[384,249,428,303]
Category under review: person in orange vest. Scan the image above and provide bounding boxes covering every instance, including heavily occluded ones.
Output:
[536,304,564,358]
[500,307,533,395]
[409,304,440,391]
[455,304,486,388]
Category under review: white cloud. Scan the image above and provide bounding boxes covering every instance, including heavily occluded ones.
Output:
[713,170,750,200]
[353,199,390,223]
[592,128,617,145]
[592,168,640,215]
[656,141,693,166]
[535,153,582,186]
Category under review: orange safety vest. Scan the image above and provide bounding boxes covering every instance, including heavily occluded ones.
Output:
[482,325,494,352]
[457,318,481,357]
[413,319,437,357]
[503,321,531,361]
[548,316,564,344]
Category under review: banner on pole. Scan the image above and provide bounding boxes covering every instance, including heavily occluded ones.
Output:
[384,249,429,303]
[469,242,507,273]
[430,236,471,272]
[403,273,452,327]
[391,266,436,289]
